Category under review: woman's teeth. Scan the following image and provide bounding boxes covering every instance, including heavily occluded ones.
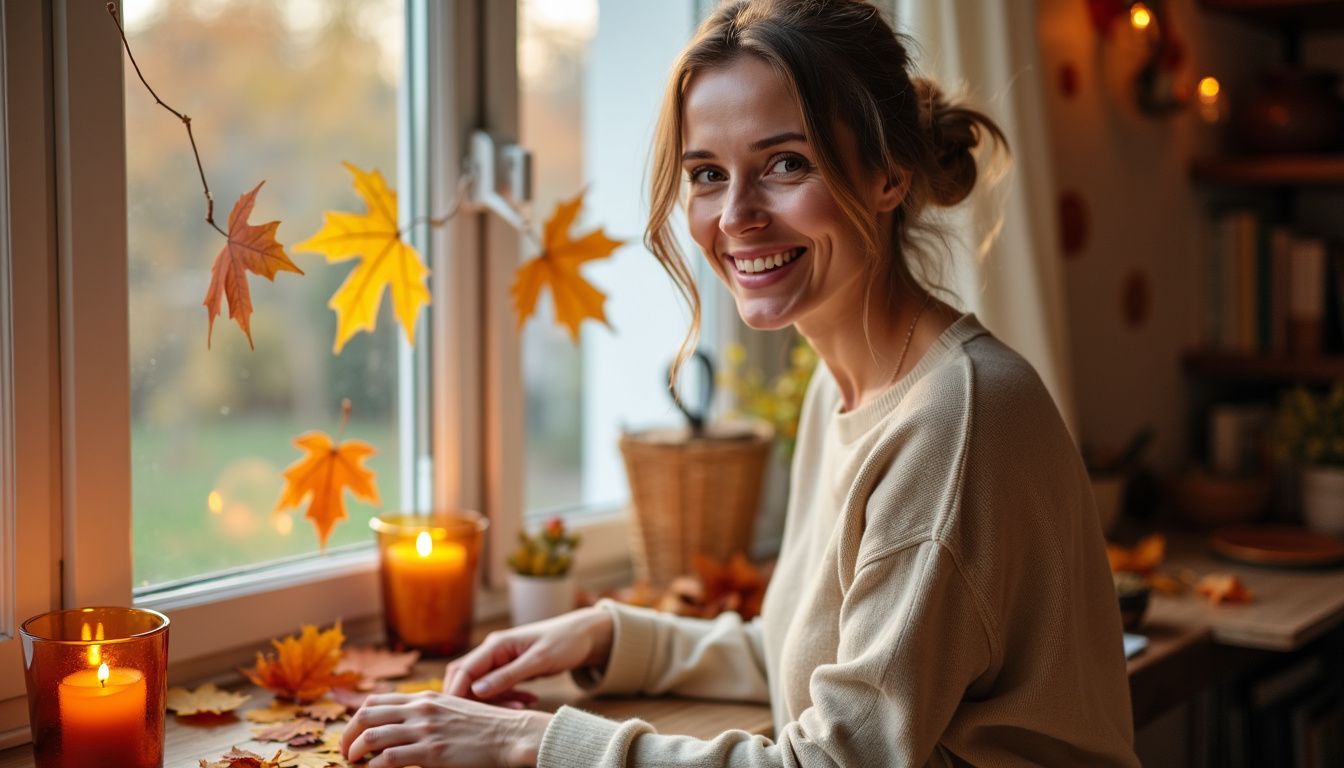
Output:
[734,248,800,274]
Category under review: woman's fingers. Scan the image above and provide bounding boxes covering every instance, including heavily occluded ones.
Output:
[469,646,548,698]
[345,723,421,764]
[444,633,523,697]
[367,744,427,768]
[340,703,416,756]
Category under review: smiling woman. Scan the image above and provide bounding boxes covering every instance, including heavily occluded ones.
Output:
[338,2,1140,768]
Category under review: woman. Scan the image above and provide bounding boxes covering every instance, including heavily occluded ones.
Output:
[342,1,1139,765]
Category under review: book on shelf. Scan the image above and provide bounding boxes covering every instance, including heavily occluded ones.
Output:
[1198,209,1336,358]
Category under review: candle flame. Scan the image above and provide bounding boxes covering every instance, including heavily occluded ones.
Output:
[1197,76,1220,102]
[97,663,109,688]
[1129,3,1152,31]
[81,623,91,642]
[95,623,104,641]
[416,531,433,558]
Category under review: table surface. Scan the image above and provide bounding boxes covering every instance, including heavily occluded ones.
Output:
[5,530,1341,766]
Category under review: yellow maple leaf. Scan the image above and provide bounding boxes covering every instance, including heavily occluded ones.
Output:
[203,181,303,349]
[511,190,623,341]
[167,683,251,716]
[242,623,362,704]
[293,162,430,353]
[274,405,379,550]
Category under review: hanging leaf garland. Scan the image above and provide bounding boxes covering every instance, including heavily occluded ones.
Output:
[274,400,379,549]
[294,162,430,354]
[511,190,624,341]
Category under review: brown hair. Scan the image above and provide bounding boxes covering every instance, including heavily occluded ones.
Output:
[647,0,1009,382]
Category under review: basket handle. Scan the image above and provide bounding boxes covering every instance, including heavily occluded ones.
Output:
[667,349,715,436]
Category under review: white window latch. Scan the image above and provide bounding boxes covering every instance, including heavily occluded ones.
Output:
[465,130,532,232]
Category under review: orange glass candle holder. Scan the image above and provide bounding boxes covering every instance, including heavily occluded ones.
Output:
[371,511,487,656]
[20,607,170,768]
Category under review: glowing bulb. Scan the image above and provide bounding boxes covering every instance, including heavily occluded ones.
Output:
[1197,76,1220,102]
[207,490,224,515]
[415,531,433,558]
[97,663,109,687]
[1130,3,1152,31]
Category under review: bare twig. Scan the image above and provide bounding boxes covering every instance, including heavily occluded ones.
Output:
[106,2,227,238]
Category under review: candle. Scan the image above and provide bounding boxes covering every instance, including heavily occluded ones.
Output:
[57,662,147,768]
[385,531,471,649]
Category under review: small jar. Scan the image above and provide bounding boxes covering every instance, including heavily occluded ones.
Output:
[20,607,170,768]
[371,511,488,656]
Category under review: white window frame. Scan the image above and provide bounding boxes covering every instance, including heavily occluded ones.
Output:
[0,0,62,745]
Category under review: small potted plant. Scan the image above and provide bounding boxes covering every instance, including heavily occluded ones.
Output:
[1274,383,1344,536]
[507,517,581,626]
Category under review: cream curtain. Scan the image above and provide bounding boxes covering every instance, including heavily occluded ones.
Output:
[883,0,1079,436]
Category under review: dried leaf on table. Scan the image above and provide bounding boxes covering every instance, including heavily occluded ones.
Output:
[242,623,363,703]
[251,718,326,743]
[1106,534,1166,575]
[1195,572,1254,604]
[293,162,429,354]
[275,422,379,550]
[245,703,303,723]
[167,682,251,716]
[199,746,273,768]
[334,646,420,688]
[298,698,350,723]
[203,181,304,349]
[275,750,341,768]
[511,190,624,340]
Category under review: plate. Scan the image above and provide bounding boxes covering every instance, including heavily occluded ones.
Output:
[1209,525,1344,568]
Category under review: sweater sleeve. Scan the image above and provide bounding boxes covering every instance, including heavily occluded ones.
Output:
[540,542,993,768]
[573,599,770,703]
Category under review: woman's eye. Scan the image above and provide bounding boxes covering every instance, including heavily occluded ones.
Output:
[769,155,808,175]
[689,167,725,184]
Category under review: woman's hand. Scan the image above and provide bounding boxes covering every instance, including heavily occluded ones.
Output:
[341,692,551,768]
[443,607,614,701]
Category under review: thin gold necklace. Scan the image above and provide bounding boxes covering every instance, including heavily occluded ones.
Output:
[890,291,932,386]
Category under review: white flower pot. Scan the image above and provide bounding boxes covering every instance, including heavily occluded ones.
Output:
[1302,465,1344,536]
[508,572,576,627]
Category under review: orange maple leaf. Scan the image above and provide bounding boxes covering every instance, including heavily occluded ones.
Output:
[242,623,362,704]
[511,190,623,341]
[274,407,379,550]
[203,181,303,349]
[293,162,429,354]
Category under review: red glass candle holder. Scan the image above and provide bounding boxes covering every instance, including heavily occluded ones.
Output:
[371,511,488,656]
[20,607,170,768]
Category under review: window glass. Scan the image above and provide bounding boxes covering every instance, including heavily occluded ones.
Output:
[124,0,407,589]
[518,0,702,520]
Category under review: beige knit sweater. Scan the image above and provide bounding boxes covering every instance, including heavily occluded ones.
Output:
[538,314,1139,767]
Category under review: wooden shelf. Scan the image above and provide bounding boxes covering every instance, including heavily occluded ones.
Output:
[1190,155,1344,186]
[1183,350,1344,383]
[1200,0,1344,29]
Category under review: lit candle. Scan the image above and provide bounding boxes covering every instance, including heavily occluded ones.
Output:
[384,531,471,649]
[57,661,147,767]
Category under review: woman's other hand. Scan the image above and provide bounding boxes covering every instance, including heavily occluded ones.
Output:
[342,692,551,767]
[443,607,614,700]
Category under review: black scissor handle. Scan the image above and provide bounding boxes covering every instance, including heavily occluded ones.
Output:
[667,349,715,436]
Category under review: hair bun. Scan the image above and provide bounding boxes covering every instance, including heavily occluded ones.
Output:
[912,77,986,208]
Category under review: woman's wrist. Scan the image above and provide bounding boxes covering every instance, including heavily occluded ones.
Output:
[504,709,553,767]
[583,605,615,669]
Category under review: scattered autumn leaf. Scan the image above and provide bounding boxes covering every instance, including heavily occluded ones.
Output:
[252,718,326,744]
[199,746,270,768]
[167,683,251,716]
[297,699,349,723]
[242,623,362,703]
[394,677,442,694]
[511,190,623,341]
[245,703,303,724]
[275,750,339,768]
[335,646,419,688]
[1107,534,1166,575]
[293,162,430,353]
[1196,572,1254,605]
[274,404,379,549]
[203,181,304,349]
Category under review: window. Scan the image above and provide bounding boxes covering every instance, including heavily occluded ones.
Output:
[517,0,728,524]
[123,0,413,592]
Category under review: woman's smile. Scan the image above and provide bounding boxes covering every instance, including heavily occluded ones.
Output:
[725,246,806,284]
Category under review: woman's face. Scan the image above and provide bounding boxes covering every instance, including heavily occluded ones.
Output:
[681,55,895,331]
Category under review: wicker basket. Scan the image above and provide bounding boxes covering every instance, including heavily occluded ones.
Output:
[620,421,774,586]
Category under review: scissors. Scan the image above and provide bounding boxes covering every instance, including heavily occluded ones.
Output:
[666,349,715,437]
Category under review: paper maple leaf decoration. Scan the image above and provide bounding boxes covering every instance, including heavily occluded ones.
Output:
[203,181,303,349]
[242,623,362,703]
[512,190,624,341]
[294,162,430,354]
[274,409,379,550]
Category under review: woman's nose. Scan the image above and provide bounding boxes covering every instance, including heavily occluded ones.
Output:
[719,181,769,237]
